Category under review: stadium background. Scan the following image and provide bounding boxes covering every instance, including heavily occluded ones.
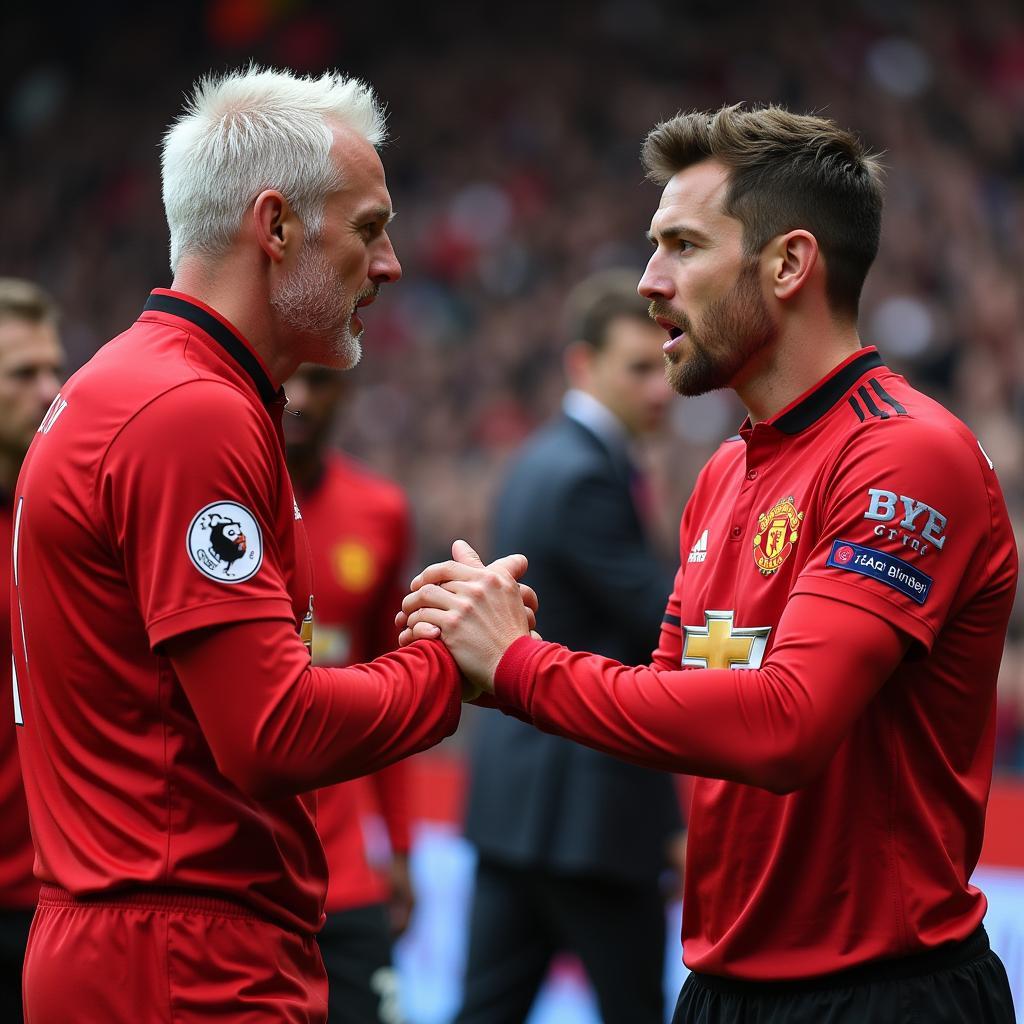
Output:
[2,0,1022,1019]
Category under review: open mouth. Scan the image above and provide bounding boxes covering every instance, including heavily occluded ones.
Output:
[654,316,684,340]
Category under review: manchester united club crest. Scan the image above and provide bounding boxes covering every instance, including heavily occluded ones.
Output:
[187,500,263,583]
[753,496,804,576]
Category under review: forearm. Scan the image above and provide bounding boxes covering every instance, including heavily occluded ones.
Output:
[169,619,462,800]
[494,595,906,793]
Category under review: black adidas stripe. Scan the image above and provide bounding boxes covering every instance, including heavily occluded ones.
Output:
[849,378,907,422]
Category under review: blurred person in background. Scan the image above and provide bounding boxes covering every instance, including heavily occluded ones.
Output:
[0,278,63,1020]
[285,363,415,1024]
[401,104,1018,1024]
[456,270,684,1024]
[10,67,531,1022]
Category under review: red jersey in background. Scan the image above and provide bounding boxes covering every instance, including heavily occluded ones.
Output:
[298,454,413,912]
[0,494,37,910]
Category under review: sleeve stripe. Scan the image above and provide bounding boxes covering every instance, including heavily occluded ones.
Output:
[857,385,889,420]
[848,395,866,422]
[663,613,681,627]
[868,377,908,416]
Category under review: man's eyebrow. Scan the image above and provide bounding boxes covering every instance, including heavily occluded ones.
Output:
[356,205,395,225]
[646,223,711,245]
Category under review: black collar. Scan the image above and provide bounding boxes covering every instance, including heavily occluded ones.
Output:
[144,293,280,406]
[772,348,885,435]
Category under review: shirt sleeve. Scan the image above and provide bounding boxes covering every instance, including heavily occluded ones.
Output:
[492,591,908,792]
[790,416,993,651]
[98,381,295,648]
[167,619,462,799]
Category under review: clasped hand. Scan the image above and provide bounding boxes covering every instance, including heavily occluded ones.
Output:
[395,540,539,696]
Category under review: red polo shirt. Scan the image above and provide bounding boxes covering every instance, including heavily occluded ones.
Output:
[297,453,413,912]
[11,290,459,935]
[494,348,1017,979]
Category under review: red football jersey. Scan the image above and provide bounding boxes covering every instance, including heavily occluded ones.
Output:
[297,454,413,912]
[0,495,37,908]
[494,348,1018,979]
[11,290,458,935]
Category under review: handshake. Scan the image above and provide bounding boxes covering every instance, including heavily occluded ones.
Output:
[395,539,540,700]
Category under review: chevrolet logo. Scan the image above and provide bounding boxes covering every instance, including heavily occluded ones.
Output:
[682,611,771,670]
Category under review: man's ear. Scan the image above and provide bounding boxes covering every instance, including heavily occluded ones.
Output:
[562,340,594,390]
[768,230,819,302]
[252,190,293,263]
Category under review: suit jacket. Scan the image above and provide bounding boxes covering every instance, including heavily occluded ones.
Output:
[464,413,682,884]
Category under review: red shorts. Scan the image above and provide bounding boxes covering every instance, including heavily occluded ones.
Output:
[24,885,328,1023]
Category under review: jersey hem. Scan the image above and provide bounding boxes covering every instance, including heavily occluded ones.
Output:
[147,599,296,648]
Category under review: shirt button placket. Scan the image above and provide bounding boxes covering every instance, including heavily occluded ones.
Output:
[731,440,766,542]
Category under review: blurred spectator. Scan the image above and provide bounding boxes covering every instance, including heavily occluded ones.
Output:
[0,278,63,1020]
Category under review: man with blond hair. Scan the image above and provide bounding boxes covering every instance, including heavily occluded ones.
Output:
[12,67,529,1022]
[400,105,1018,1023]
[0,279,63,1020]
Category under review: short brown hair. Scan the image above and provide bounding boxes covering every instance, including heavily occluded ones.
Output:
[0,278,59,325]
[563,268,651,351]
[641,104,884,318]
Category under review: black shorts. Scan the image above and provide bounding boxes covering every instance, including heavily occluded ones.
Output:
[672,925,1016,1024]
[0,909,34,1020]
[317,902,402,1024]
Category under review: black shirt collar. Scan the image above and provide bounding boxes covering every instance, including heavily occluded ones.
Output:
[765,347,885,436]
[143,293,281,406]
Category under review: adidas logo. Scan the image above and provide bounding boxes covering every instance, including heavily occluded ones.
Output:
[688,529,709,563]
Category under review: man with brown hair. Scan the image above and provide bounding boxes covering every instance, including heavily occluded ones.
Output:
[400,105,1018,1023]
[0,278,63,1020]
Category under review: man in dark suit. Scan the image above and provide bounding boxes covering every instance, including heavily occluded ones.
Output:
[456,270,684,1024]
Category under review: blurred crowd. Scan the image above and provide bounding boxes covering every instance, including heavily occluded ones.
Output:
[2,0,1023,767]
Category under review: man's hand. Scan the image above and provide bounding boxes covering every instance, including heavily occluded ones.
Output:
[396,543,538,643]
[396,540,534,693]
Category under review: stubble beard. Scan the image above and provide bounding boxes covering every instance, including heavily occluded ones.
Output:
[660,261,776,397]
[270,240,365,370]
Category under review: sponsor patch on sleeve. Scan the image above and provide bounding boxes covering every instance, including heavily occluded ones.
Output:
[826,540,932,605]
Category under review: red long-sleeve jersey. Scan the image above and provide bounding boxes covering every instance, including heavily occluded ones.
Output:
[11,291,460,935]
[493,349,1017,979]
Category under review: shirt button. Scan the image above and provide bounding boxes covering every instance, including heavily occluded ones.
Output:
[731,525,742,537]
[746,470,758,480]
